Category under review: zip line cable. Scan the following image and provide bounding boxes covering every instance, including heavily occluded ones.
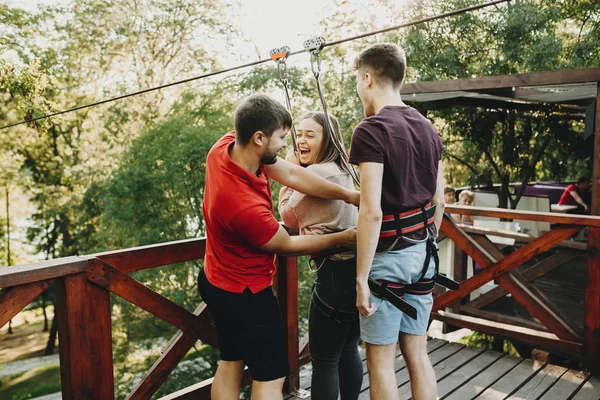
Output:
[0,0,509,131]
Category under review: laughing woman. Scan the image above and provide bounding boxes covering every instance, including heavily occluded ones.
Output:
[279,112,362,400]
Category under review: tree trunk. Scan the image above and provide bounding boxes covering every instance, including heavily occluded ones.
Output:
[42,297,49,332]
[45,303,58,355]
[5,183,11,267]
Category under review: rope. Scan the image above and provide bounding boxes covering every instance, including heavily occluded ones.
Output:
[0,0,509,131]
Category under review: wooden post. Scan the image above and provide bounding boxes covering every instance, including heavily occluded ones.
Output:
[443,245,467,333]
[56,272,115,399]
[584,83,600,374]
[275,254,299,394]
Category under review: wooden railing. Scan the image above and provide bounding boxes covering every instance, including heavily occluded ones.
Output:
[1,205,599,399]
[434,205,600,374]
[0,238,304,399]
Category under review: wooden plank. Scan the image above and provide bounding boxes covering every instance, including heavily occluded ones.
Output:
[583,85,600,373]
[445,204,600,227]
[0,280,52,328]
[398,346,485,399]
[56,272,115,400]
[87,259,212,342]
[445,355,522,400]
[0,256,87,288]
[157,367,253,400]
[459,225,588,250]
[474,359,545,400]
[538,369,587,400]
[471,234,580,341]
[359,342,464,399]
[299,332,309,360]
[431,311,582,353]
[440,216,497,267]
[401,68,600,95]
[460,306,548,332]
[359,339,448,392]
[464,249,582,310]
[275,254,300,394]
[127,304,207,400]
[434,226,581,312]
[90,238,206,274]
[436,350,504,399]
[500,270,580,340]
[571,375,600,400]
[506,363,568,399]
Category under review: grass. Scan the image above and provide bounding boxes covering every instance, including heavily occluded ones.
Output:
[0,364,61,399]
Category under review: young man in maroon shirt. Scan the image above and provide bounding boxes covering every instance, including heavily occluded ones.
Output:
[199,94,359,400]
[350,44,445,400]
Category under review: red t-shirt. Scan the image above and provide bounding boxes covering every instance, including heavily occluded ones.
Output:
[202,132,280,293]
[558,184,578,206]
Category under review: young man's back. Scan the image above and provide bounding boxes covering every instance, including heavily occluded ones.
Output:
[351,43,445,400]
[351,106,442,251]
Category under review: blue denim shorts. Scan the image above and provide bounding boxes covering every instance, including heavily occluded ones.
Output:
[360,242,435,344]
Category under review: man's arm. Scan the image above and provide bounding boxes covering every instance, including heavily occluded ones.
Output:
[431,160,446,232]
[355,162,384,318]
[569,190,589,211]
[265,158,359,206]
[258,225,356,257]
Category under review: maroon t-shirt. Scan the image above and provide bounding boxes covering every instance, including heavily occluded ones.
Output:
[349,106,442,250]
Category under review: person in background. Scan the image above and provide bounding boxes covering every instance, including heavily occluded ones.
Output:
[453,190,475,223]
[558,177,591,214]
[443,187,456,220]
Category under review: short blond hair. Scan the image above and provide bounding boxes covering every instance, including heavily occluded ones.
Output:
[459,190,475,201]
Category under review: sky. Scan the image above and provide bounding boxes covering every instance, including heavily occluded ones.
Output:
[7,0,407,66]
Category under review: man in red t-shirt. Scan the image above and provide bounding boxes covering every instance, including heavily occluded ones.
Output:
[350,44,445,400]
[199,94,359,400]
[558,177,591,214]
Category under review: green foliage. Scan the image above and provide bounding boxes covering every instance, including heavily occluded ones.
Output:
[1,0,599,397]
[0,364,61,399]
[459,332,520,356]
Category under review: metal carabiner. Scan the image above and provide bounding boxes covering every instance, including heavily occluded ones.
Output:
[270,46,290,83]
[303,37,325,79]
[269,45,298,153]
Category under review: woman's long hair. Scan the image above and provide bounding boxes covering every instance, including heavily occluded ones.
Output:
[301,112,347,170]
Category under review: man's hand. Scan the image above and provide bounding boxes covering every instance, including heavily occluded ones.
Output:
[285,149,300,166]
[340,227,357,248]
[356,280,376,317]
[346,190,360,207]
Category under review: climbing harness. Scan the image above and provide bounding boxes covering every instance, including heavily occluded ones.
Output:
[368,203,459,320]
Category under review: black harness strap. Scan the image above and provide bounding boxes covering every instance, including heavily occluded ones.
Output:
[311,287,358,324]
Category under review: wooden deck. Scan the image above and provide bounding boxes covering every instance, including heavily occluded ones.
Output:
[285,339,600,400]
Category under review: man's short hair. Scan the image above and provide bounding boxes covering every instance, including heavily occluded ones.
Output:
[234,94,292,146]
[444,186,456,194]
[577,176,590,184]
[353,43,407,89]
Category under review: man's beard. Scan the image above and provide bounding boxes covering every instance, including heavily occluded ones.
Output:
[260,153,278,165]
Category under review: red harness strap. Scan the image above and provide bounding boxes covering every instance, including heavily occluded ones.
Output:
[380,203,436,239]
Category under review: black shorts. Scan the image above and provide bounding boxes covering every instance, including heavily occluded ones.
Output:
[197,269,289,382]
